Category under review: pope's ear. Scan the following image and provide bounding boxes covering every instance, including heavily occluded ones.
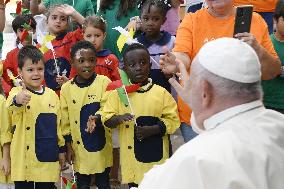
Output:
[201,80,213,108]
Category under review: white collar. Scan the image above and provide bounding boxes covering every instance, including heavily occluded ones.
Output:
[17,43,24,49]
[203,100,263,131]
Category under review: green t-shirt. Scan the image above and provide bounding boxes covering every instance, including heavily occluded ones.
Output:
[43,0,94,17]
[91,0,97,13]
[98,1,140,60]
[262,34,284,109]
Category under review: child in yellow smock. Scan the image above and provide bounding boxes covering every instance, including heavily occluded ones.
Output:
[102,43,180,187]
[2,46,65,189]
[60,41,112,189]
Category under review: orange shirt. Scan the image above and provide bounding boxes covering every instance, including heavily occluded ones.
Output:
[234,0,277,12]
[173,8,278,124]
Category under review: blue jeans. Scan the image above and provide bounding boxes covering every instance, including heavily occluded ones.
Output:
[180,122,198,143]
[258,12,274,34]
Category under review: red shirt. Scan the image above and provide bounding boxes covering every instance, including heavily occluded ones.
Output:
[70,49,120,81]
[3,47,20,88]
[58,29,120,81]
[43,32,80,92]
[95,49,120,81]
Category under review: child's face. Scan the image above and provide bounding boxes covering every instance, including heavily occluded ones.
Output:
[124,49,151,84]
[72,48,96,83]
[83,26,106,51]
[141,5,166,37]
[19,59,44,91]
[47,8,69,35]
[274,17,284,36]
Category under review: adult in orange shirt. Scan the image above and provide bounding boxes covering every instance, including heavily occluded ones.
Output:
[160,0,282,140]
[234,0,278,33]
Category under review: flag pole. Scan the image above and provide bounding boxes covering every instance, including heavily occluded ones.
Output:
[51,49,60,76]
[150,56,159,68]
[71,161,76,184]
[60,172,63,189]
[122,85,137,127]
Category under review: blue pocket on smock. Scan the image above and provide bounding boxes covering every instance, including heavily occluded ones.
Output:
[35,113,59,162]
[134,116,163,163]
[80,102,106,152]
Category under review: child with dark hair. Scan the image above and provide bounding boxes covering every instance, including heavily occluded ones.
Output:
[101,43,180,187]
[262,0,284,114]
[2,14,37,93]
[136,0,175,93]
[60,40,112,189]
[61,14,120,81]
[1,46,65,189]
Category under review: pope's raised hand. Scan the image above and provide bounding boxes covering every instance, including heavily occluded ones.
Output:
[159,46,177,75]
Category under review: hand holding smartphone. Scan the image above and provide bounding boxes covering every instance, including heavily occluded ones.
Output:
[233,5,253,36]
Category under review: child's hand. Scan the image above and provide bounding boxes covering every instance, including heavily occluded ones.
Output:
[59,153,66,171]
[117,113,134,124]
[0,157,11,176]
[56,75,69,86]
[126,16,141,32]
[105,113,134,128]
[15,83,31,105]
[66,143,75,164]
[57,4,76,16]
[86,115,98,133]
[135,125,161,141]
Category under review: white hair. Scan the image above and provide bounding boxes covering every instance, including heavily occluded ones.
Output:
[195,63,263,101]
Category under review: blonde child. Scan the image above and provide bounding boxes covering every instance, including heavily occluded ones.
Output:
[41,4,84,92]
[54,9,120,81]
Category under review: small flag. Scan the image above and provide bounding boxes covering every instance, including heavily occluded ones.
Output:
[19,21,32,43]
[61,176,77,189]
[7,69,17,83]
[113,26,135,53]
[36,30,60,75]
[37,33,56,54]
[7,69,21,86]
[106,80,140,93]
[16,1,22,14]
[106,69,140,106]
[113,26,160,66]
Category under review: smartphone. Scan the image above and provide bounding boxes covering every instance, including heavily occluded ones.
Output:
[233,5,253,36]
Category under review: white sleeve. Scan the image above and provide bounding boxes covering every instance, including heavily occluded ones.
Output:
[138,145,206,189]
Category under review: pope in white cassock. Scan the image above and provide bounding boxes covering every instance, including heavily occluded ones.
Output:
[134,37,284,189]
